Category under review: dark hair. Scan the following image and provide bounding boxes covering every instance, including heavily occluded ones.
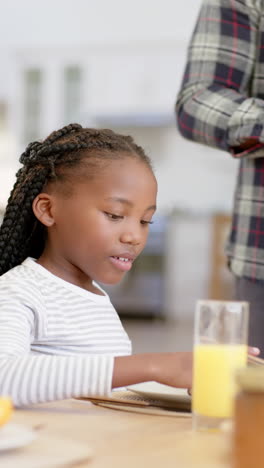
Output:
[0,123,152,276]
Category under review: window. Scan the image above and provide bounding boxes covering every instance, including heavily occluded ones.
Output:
[63,66,82,124]
[23,69,42,144]
[0,101,7,134]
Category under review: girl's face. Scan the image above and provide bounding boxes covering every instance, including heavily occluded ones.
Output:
[38,157,157,289]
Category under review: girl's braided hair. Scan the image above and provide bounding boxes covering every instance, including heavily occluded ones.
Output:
[0,123,152,276]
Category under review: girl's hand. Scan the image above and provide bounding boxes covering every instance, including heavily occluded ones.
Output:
[149,352,193,389]
[113,352,193,390]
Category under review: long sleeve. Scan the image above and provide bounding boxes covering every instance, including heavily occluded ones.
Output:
[0,297,114,407]
[0,258,132,407]
[176,0,264,155]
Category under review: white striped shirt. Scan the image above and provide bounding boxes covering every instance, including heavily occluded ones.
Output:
[0,258,131,407]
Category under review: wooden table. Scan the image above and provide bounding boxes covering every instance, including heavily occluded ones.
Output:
[2,399,232,468]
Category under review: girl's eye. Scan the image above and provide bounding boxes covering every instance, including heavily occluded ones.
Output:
[104,212,124,221]
[141,220,154,225]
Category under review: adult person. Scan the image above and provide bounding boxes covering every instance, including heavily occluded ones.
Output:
[176,0,264,355]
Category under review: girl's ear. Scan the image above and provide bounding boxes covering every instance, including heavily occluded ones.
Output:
[32,193,55,227]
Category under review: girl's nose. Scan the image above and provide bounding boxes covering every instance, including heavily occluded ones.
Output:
[120,229,142,246]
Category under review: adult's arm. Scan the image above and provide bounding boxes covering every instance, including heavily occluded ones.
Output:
[176,0,263,156]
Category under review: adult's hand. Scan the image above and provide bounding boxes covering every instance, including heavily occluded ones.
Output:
[248,347,260,356]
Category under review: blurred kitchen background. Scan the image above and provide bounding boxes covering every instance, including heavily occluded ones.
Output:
[0,0,237,352]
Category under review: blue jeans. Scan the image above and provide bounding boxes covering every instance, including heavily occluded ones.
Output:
[235,277,264,358]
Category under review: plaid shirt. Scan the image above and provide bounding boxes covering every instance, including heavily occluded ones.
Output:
[176,0,264,282]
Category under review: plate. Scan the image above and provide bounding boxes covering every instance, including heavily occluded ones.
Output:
[127,381,191,405]
[0,423,37,452]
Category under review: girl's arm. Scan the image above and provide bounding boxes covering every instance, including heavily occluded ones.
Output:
[0,296,114,406]
[0,294,192,406]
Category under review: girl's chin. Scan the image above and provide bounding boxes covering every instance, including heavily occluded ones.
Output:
[98,272,126,285]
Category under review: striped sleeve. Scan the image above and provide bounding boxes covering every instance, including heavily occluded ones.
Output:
[0,299,114,407]
[176,0,264,154]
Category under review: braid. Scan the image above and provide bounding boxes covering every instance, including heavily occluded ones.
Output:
[0,123,152,276]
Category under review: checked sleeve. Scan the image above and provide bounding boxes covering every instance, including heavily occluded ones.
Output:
[176,0,264,157]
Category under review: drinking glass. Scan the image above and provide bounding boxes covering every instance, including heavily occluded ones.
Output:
[192,300,249,431]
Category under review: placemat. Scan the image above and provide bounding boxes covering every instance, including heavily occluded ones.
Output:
[79,389,191,416]
[93,401,191,417]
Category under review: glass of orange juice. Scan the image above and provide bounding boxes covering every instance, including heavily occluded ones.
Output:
[192,300,249,431]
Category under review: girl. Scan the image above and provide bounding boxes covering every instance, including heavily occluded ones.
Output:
[0,123,192,407]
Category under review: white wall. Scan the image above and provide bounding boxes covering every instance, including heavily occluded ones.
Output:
[0,0,201,98]
[0,0,201,47]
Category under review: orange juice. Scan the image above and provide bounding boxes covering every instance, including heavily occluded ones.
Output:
[192,344,247,418]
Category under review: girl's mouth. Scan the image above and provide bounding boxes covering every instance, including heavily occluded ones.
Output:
[109,256,133,272]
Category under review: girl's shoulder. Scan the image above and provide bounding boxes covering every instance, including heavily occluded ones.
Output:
[0,258,111,304]
[0,258,43,297]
